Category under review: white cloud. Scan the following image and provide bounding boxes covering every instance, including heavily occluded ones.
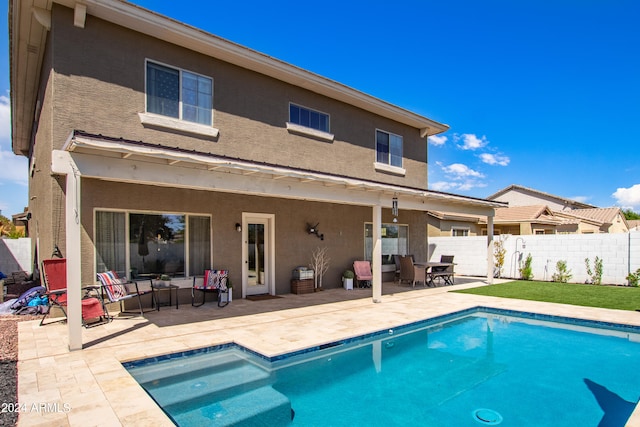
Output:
[442,163,485,179]
[455,133,488,150]
[480,153,510,166]
[430,181,457,192]
[612,184,640,209]
[0,95,27,186]
[430,180,486,192]
[0,94,11,149]
[428,135,447,146]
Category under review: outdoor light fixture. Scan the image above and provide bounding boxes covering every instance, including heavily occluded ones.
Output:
[235,223,242,232]
[392,196,398,217]
[307,222,324,240]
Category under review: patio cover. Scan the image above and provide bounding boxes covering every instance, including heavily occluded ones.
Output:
[52,130,505,349]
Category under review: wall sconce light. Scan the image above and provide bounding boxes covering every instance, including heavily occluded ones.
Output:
[307,222,324,240]
[235,223,242,232]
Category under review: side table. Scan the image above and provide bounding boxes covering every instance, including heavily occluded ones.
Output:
[151,282,179,310]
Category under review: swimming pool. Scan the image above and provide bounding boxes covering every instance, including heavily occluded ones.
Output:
[124,307,640,426]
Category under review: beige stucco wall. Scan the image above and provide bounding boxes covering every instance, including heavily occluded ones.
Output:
[48,5,428,189]
[79,179,431,294]
[27,5,439,294]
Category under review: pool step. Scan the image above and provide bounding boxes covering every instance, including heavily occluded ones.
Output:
[170,385,292,427]
[144,361,271,408]
[129,351,245,385]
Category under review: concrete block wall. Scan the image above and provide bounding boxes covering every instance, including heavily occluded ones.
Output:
[429,232,640,285]
[0,238,33,275]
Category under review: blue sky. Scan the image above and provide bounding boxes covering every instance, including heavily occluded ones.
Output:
[1,1,639,217]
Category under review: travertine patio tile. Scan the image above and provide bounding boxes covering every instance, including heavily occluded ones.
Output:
[16,278,640,426]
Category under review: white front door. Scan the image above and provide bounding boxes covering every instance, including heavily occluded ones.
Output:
[242,213,274,296]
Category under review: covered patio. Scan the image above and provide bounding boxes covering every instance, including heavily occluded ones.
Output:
[53,131,504,350]
[16,278,640,426]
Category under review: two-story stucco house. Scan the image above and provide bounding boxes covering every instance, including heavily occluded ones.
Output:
[10,0,502,348]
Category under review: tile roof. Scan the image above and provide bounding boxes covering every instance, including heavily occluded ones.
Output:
[569,207,622,224]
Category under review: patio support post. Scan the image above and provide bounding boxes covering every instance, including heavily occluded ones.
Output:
[52,150,83,350]
[372,204,382,303]
[486,215,494,285]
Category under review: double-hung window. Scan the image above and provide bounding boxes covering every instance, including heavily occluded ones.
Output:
[146,61,213,127]
[376,129,403,169]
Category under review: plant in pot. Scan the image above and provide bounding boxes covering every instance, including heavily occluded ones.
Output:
[222,279,233,303]
[343,270,354,290]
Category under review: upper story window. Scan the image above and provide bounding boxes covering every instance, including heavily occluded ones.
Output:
[146,61,213,126]
[376,129,403,170]
[289,104,330,133]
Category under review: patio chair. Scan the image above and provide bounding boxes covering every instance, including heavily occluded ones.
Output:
[40,258,109,327]
[192,270,230,308]
[393,255,402,282]
[398,255,426,287]
[96,271,154,317]
[353,261,373,288]
[430,255,455,286]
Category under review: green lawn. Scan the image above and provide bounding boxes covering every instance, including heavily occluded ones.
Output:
[454,281,640,311]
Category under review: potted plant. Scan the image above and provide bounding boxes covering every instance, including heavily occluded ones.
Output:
[343,270,354,290]
[221,279,233,303]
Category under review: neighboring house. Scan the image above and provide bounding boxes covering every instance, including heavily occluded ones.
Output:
[427,211,484,237]
[554,208,629,234]
[628,220,640,232]
[10,0,503,347]
[487,184,596,212]
[429,205,629,236]
[429,205,561,236]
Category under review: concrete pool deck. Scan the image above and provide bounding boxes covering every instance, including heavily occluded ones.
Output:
[16,278,640,426]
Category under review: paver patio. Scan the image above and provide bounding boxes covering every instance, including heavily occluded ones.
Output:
[16,278,640,426]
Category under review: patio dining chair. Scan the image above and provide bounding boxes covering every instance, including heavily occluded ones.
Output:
[353,261,373,288]
[40,258,109,327]
[96,271,153,317]
[430,255,455,286]
[398,255,426,287]
[192,269,230,308]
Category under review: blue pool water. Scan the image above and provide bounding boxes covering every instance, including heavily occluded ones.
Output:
[124,308,640,426]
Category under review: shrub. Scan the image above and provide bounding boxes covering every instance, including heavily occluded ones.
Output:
[585,257,603,285]
[493,236,507,278]
[343,270,355,279]
[626,268,640,287]
[551,260,572,283]
[519,253,533,280]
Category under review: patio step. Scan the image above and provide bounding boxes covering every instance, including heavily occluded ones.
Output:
[143,360,271,408]
[170,385,292,427]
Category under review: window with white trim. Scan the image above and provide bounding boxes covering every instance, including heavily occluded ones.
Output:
[146,61,213,126]
[289,104,330,133]
[452,228,469,237]
[376,129,403,170]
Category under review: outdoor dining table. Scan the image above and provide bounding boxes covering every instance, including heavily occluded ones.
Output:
[414,262,455,286]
